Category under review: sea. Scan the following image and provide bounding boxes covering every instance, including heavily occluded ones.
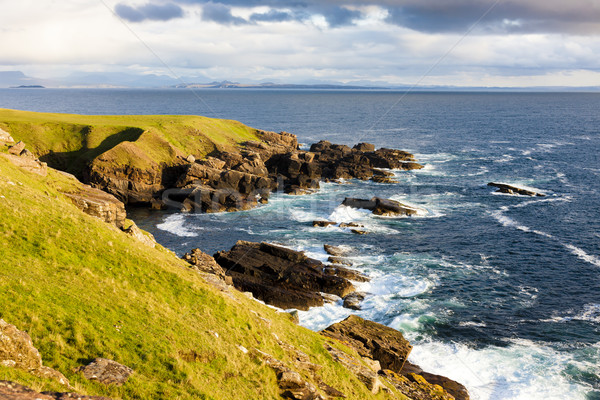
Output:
[1,88,599,399]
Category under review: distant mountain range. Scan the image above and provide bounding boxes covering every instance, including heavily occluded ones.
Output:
[1,70,599,92]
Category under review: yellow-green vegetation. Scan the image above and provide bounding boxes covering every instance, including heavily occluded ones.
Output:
[0,154,407,399]
[0,108,260,175]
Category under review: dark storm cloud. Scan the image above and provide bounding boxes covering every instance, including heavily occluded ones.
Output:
[116,0,600,34]
[115,2,184,22]
[201,2,248,25]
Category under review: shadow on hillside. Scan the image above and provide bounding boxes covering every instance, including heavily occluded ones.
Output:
[40,127,144,179]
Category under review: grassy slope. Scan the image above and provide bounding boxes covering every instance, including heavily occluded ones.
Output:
[0,108,260,174]
[0,154,407,399]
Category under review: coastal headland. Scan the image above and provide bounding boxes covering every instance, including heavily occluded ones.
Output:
[0,108,468,400]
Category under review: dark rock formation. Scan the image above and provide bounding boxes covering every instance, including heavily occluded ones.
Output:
[213,241,362,310]
[321,315,412,373]
[312,220,336,228]
[77,358,133,386]
[342,292,366,310]
[321,315,470,400]
[182,248,232,285]
[488,182,545,197]
[342,197,421,216]
[0,381,111,400]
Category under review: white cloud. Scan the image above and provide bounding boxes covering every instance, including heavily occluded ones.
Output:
[0,0,599,87]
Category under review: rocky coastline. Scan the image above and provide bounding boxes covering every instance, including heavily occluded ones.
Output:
[1,120,471,400]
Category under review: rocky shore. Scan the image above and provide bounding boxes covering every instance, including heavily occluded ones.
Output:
[1,116,471,400]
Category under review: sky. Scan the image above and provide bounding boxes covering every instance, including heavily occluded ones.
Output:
[1,0,600,87]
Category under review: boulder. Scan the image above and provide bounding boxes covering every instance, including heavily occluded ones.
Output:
[8,141,25,155]
[182,248,232,285]
[213,241,358,310]
[0,381,111,400]
[488,182,545,197]
[77,358,133,386]
[342,292,366,310]
[321,315,412,373]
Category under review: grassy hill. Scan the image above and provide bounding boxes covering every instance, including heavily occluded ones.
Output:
[0,140,410,399]
[0,108,260,175]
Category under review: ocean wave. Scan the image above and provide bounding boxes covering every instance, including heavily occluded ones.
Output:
[156,214,199,237]
[407,338,591,400]
[563,244,600,268]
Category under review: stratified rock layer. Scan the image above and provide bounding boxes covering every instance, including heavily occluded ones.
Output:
[213,241,366,310]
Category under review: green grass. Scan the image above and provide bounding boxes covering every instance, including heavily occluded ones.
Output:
[0,153,407,399]
[0,108,260,175]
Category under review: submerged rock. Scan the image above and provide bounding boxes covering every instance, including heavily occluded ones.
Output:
[312,220,336,228]
[487,182,545,197]
[342,292,366,310]
[213,241,361,310]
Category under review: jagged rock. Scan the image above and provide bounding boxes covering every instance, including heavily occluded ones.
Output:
[213,241,358,310]
[323,265,369,283]
[0,381,111,400]
[0,319,43,371]
[8,141,25,155]
[62,185,126,228]
[401,361,470,400]
[328,256,353,266]
[0,128,15,144]
[182,248,232,285]
[353,143,375,152]
[351,229,368,235]
[380,370,456,400]
[312,220,336,228]
[323,244,349,257]
[342,197,421,216]
[321,315,412,373]
[323,343,383,394]
[488,182,545,197]
[123,221,157,248]
[77,358,133,386]
[342,292,366,310]
[0,320,71,388]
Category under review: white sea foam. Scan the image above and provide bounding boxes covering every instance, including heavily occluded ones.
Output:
[407,338,590,400]
[563,244,600,267]
[156,214,199,237]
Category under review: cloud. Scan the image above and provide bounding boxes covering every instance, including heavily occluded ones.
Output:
[115,2,184,22]
[170,0,600,34]
[201,2,249,25]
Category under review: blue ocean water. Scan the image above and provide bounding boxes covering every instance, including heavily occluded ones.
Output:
[1,88,599,399]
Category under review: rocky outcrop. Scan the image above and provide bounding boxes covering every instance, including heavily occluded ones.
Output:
[342,197,422,216]
[323,343,384,394]
[77,358,133,386]
[323,244,349,257]
[488,182,545,197]
[321,316,469,400]
[213,241,369,310]
[0,381,111,400]
[0,319,71,388]
[62,185,127,229]
[123,221,157,248]
[1,140,48,176]
[321,315,412,373]
[342,292,366,310]
[0,128,15,145]
[182,248,232,285]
